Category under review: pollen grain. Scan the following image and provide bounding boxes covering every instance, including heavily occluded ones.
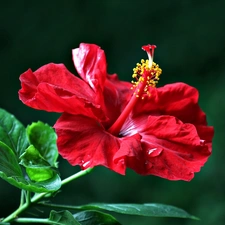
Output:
[131,59,162,98]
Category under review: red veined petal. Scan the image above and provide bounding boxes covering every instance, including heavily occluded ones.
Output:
[143,116,203,145]
[121,115,213,181]
[113,133,144,174]
[102,74,132,128]
[72,43,132,123]
[54,113,142,175]
[72,43,107,92]
[142,115,212,180]
[19,63,106,120]
[133,82,207,126]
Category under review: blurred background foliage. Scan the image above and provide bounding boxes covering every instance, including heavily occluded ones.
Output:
[0,0,224,224]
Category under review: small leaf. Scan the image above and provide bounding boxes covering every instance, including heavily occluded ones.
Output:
[74,210,121,225]
[0,142,61,192]
[25,167,54,182]
[19,145,57,182]
[76,203,198,220]
[49,210,81,225]
[0,111,61,192]
[0,108,29,157]
[20,145,51,167]
[27,121,58,166]
[0,141,23,177]
[0,171,61,193]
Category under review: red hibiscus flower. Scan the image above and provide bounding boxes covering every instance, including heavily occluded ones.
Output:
[19,43,214,181]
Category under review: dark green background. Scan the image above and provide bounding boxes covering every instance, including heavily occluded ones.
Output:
[0,1,224,224]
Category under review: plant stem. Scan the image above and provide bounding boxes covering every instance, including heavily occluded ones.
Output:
[2,168,93,223]
[2,201,30,223]
[31,168,93,203]
[61,167,93,186]
[14,218,53,224]
[19,190,25,207]
[39,202,79,210]
[26,191,31,205]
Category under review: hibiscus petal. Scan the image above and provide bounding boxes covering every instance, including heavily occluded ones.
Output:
[19,63,106,120]
[122,115,213,181]
[72,43,107,92]
[133,82,207,126]
[144,116,203,145]
[113,133,145,174]
[72,43,132,124]
[142,115,212,180]
[195,125,214,152]
[54,113,142,175]
[102,74,132,128]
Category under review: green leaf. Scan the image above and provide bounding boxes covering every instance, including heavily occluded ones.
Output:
[25,167,54,182]
[40,202,198,220]
[0,111,61,192]
[0,108,29,157]
[0,141,23,177]
[76,203,198,220]
[74,210,121,225]
[0,170,61,193]
[26,121,58,166]
[0,141,61,192]
[21,122,59,182]
[20,145,51,167]
[49,210,81,225]
[19,145,57,182]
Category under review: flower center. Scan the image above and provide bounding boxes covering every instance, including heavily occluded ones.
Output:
[108,44,162,136]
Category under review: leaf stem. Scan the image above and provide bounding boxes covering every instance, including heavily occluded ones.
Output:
[31,168,93,203]
[26,191,31,205]
[2,168,93,223]
[2,201,30,223]
[61,167,93,186]
[14,218,53,224]
[39,202,79,210]
[19,190,25,207]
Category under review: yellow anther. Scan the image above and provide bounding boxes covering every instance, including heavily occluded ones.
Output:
[131,58,162,97]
